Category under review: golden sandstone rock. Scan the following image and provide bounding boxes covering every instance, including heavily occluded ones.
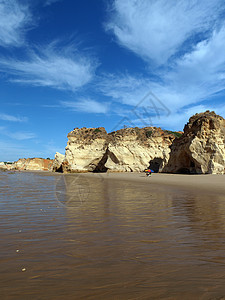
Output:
[3,111,223,174]
[0,158,53,171]
[54,111,224,174]
[59,126,176,173]
[163,111,225,174]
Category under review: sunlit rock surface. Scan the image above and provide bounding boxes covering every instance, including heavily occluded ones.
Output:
[13,158,53,171]
[59,127,177,173]
[51,152,65,172]
[163,111,225,174]
[0,162,7,170]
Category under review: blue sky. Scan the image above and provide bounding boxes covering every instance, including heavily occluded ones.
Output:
[0,0,225,161]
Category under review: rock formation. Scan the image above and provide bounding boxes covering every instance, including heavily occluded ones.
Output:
[62,127,108,172]
[163,111,225,174]
[1,158,54,171]
[51,152,65,172]
[58,127,178,173]
[105,127,175,172]
[3,111,223,174]
[0,162,7,170]
[14,158,53,171]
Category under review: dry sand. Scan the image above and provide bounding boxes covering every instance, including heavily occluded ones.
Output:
[82,172,225,197]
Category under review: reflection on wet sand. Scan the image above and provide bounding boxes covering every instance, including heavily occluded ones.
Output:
[0,171,225,299]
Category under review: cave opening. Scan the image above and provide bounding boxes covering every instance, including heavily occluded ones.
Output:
[175,151,200,174]
[93,151,108,173]
[176,167,191,174]
[149,157,163,173]
[93,148,120,173]
[55,165,63,173]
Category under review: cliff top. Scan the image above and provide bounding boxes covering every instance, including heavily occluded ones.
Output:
[67,126,182,143]
[184,110,225,136]
[67,111,225,144]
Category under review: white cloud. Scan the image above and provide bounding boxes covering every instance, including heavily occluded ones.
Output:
[149,25,225,112]
[0,0,31,47]
[107,0,224,65]
[0,43,97,91]
[133,104,225,131]
[44,0,61,6]
[0,127,35,140]
[8,132,36,140]
[99,73,152,105]
[150,105,215,131]
[61,98,109,114]
[100,20,225,129]
[0,112,27,122]
[98,62,225,129]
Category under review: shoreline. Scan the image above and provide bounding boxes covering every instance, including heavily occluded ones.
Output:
[2,169,225,197]
[81,172,225,197]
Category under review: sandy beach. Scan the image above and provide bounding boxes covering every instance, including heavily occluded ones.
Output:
[81,172,225,196]
[9,169,225,196]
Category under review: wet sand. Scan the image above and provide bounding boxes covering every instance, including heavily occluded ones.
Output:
[82,172,225,196]
[1,171,225,299]
[11,170,225,196]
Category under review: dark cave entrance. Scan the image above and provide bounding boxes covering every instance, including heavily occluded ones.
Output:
[93,151,108,173]
[55,165,63,173]
[93,148,120,173]
[175,152,201,174]
[149,157,164,173]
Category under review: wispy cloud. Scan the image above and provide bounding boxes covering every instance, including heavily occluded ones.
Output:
[103,0,225,129]
[106,0,224,65]
[99,73,151,106]
[0,127,35,140]
[98,44,225,127]
[0,42,97,91]
[61,98,109,114]
[0,112,27,122]
[44,0,61,6]
[0,0,31,47]
[7,131,36,141]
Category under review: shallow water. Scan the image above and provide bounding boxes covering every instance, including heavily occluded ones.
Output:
[0,171,225,299]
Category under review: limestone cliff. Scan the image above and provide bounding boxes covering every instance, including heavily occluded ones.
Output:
[12,158,53,171]
[105,127,175,172]
[0,162,7,170]
[51,152,65,172]
[163,111,225,174]
[63,127,108,172]
[60,127,177,173]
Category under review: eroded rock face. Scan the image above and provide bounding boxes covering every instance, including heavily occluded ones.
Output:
[51,152,65,172]
[163,111,225,174]
[14,158,53,171]
[105,128,175,172]
[60,126,177,173]
[63,127,108,172]
[0,162,7,170]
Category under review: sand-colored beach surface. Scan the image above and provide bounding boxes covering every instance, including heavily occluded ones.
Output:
[82,172,225,196]
[15,169,225,196]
